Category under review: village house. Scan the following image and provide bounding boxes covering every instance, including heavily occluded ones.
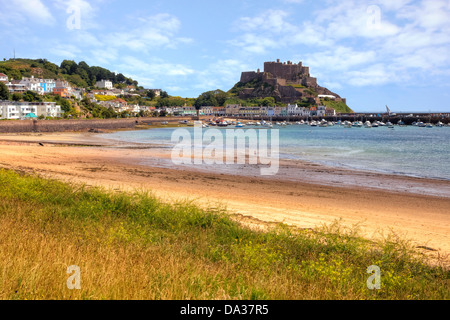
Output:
[39,78,56,93]
[52,80,72,98]
[71,88,85,100]
[0,101,63,119]
[325,107,336,117]
[212,107,226,117]
[316,105,327,117]
[20,76,45,95]
[6,80,27,94]
[288,104,302,117]
[98,98,128,112]
[0,73,8,83]
[181,106,197,116]
[151,89,162,97]
[125,85,136,93]
[300,107,311,117]
[95,79,113,90]
[201,106,213,116]
[139,105,155,114]
[239,107,262,118]
[225,104,241,117]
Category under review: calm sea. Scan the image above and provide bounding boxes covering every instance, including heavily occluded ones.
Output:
[100,125,450,181]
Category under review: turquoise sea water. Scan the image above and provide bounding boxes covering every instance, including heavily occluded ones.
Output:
[101,125,450,181]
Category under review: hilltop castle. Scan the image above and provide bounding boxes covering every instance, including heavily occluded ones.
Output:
[241,59,318,88]
[238,59,345,104]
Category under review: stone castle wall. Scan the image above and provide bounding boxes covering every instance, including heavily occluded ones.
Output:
[240,71,259,83]
[238,59,344,104]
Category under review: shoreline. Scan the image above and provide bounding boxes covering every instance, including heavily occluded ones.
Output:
[3,130,447,198]
[1,131,449,261]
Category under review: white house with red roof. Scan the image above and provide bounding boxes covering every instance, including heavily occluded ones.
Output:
[0,73,8,83]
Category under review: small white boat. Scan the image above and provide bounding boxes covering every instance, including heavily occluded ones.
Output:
[372,122,379,127]
[319,120,328,127]
[364,121,372,128]
[425,123,433,128]
[235,121,245,128]
[436,121,444,127]
[310,121,318,127]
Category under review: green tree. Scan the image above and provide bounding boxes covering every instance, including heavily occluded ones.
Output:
[146,90,156,100]
[60,60,77,74]
[12,93,22,101]
[60,99,72,113]
[261,97,275,106]
[23,90,42,102]
[116,73,126,83]
[0,82,10,100]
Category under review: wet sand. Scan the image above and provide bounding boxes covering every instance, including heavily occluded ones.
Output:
[0,132,449,262]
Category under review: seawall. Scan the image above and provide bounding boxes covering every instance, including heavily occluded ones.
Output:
[0,118,139,133]
[0,116,210,133]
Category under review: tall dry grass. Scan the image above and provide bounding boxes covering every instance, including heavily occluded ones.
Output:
[0,169,448,300]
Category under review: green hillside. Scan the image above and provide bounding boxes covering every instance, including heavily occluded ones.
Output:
[0,58,138,89]
[320,99,354,113]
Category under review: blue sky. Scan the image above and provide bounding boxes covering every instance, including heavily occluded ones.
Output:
[1,0,450,112]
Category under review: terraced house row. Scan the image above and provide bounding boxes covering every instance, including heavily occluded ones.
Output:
[161,104,336,118]
[0,101,63,120]
[0,73,83,100]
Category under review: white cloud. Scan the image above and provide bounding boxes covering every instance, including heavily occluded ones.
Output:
[345,64,403,86]
[303,47,377,72]
[229,0,450,88]
[117,56,194,79]
[89,48,119,66]
[51,44,82,59]
[53,0,99,29]
[238,9,292,33]
[0,0,55,25]
[103,13,193,52]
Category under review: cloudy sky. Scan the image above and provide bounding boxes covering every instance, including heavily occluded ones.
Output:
[1,0,449,112]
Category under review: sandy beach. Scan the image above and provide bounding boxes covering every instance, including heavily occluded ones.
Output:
[0,131,449,262]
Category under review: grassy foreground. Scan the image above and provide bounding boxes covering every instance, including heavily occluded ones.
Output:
[0,169,448,300]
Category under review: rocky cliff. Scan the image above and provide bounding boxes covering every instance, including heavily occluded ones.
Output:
[233,59,346,105]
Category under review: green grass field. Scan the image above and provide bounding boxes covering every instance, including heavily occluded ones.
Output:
[0,169,448,300]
